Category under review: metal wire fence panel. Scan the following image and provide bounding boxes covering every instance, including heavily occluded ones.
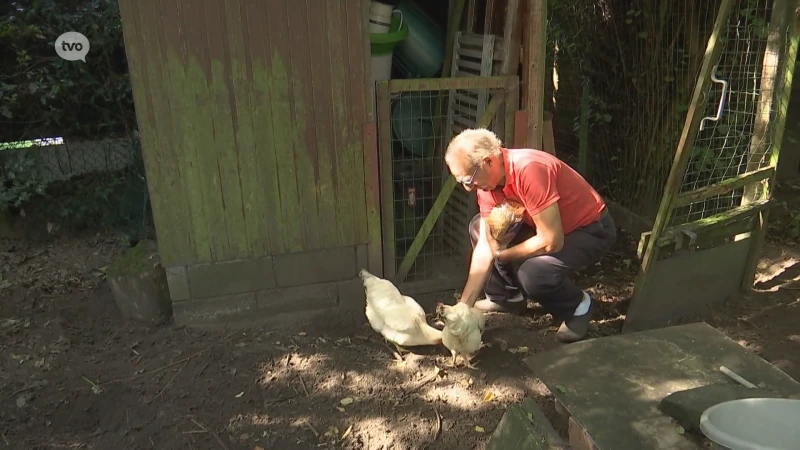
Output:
[0,133,150,241]
[671,0,784,227]
[377,77,516,285]
[571,1,724,220]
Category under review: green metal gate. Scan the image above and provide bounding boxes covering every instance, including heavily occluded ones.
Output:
[376,76,519,292]
[626,0,800,331]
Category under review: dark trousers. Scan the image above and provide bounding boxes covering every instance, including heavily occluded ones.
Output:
[469,209,617,321]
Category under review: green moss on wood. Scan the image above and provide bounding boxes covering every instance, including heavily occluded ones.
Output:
[107,240,159,278]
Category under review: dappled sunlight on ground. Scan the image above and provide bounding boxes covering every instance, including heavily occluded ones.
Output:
[3,201,800,448]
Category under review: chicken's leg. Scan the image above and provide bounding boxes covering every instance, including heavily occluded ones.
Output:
[381,338,405,361]
[464,355,479,370]
[450,350,458,367]
[392,342,409,355]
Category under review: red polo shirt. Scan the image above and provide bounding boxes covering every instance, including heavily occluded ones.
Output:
[477,148,606,235]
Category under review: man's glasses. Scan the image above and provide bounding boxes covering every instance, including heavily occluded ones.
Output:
[461,164,480,188]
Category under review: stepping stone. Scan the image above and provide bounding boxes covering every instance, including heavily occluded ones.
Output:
[523,322,800,449]
[486,397,568,450]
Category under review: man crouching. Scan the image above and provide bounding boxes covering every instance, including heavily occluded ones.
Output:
[444,128,617,343]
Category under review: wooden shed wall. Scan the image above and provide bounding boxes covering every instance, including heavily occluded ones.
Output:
[119,0,379,324]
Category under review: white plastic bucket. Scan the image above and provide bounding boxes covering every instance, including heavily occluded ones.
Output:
[369,1,399,34]
[699,398,800,450]
[370,53,393,82]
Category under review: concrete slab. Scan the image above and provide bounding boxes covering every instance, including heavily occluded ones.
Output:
[486,398,569,450]
[523,322,800,449]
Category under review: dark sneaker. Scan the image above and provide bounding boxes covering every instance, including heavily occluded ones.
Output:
[557,295,594,343]
[473,297,527,314]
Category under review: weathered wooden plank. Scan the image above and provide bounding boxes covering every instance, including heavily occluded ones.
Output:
[305,0,339,249]
[362,122,383,275]
[524,0,546,149]
[377,81,396,278]
[285,0,323,251]
[181,0,231,261]
[361,0,374,122]
[169,0,214,262]
[118,0,188,265]
[638,199,771,253]
[674,167,775,207]
[389,76,515,92]
[224,0,269,256]
[265,0,304,253]
[742,0,800,290]
[495,0,521,75]
[243,0,285,255]
[203,0,249,259]
[345,0,369,246]
[152,0,201,264]
[457,59,483,71]
[140,0,198,264]
[455,92,479,106]
[325,0,357,246]
[456,47,485,60]
[742,0,788,204]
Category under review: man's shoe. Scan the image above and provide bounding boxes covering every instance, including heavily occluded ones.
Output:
[556,295,594,343]
[473,296,527,314]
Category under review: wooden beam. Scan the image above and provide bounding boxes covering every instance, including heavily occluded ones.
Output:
[542,110,555,155]
[741,0,800,290]
[637,199,772,257]
[524,0,546,149]
[673,166,775,207]
[388,76,515,93]
[377,81,395,279]
[483,0,497,35]
[500,0,520,76]
[742,0,790,204]
[444,0,468,80]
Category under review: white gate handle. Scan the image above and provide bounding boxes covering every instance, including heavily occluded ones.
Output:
[700,65,728,131]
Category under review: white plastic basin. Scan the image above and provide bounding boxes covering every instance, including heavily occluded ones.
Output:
[699,397,800,450]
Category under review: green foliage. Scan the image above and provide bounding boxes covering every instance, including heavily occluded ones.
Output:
[0,1,149,239]
[788,212,800,238]
[0,151,48,210]
[0,0,135,141]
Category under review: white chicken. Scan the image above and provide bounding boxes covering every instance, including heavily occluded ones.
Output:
[359,269,443,355]
[440,302,486,369]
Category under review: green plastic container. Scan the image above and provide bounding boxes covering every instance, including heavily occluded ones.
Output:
[369,14,408,82]
[393,0,445,78]
[369,14,408,56]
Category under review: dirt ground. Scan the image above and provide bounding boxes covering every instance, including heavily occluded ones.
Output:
[1,181,799,450]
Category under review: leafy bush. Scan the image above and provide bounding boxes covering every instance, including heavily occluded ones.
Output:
[0,1,147,236]
[0,0,135,141]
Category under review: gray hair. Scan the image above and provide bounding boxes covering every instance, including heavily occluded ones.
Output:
[444,128,503,166]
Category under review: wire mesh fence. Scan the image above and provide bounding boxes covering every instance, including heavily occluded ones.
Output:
[378,78,514,284]
[0,1,149,242]
[568,0,722,219]
[0,132,150,241]
[671,0,782,226]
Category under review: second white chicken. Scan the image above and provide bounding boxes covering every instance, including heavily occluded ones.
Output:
[440,302,486,369]
[360,269,442,356]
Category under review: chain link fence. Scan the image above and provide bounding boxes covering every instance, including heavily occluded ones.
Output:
[1,1,151,241]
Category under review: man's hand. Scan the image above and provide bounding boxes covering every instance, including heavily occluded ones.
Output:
[458,217,496,307]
